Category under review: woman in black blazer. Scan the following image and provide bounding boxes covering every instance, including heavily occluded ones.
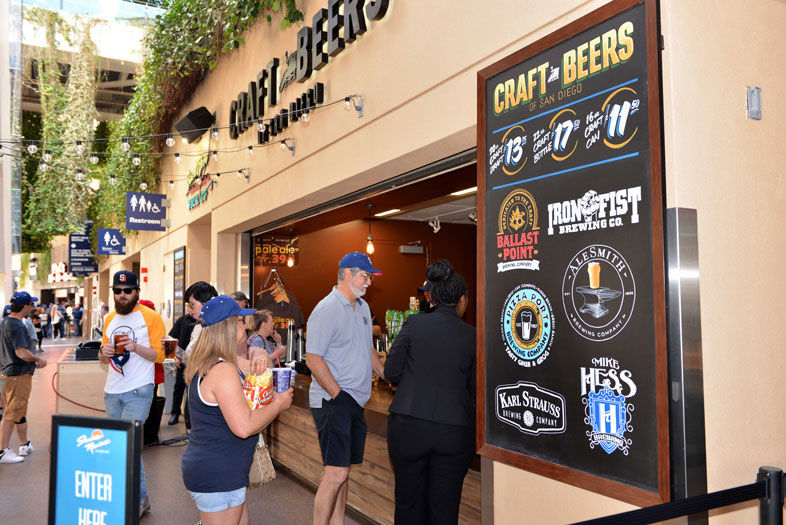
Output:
[384,259,476,525]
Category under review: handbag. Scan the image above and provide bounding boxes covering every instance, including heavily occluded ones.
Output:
[248,433,276,487]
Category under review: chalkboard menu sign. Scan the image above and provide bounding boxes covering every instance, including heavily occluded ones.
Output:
[476,0,668,505]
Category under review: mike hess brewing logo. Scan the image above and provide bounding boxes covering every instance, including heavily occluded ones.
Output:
[562,244,635,341]
[496,188,540,273]
[547,186,641,235]
[581,356,636,455]
[500,284,553,367]
[496,381,566,435]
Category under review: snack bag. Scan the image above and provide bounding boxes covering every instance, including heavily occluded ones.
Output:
[243,369,273,409]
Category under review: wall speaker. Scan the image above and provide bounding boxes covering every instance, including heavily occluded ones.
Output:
[174,106,215,143]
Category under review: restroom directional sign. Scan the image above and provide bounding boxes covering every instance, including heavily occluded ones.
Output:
[125,192,168,231]
[97,228,126,256]
[69,221,97,276]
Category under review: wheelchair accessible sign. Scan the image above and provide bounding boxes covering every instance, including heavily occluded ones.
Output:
[97,228,126,256]
[125,192,167,231]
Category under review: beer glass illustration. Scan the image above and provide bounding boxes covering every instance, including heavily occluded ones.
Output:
[588,262,601,289]
[520,310,533,340]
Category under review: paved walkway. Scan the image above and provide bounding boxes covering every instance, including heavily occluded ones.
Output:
[0,337,363,524]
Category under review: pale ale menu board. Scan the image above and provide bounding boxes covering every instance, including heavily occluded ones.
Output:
[479,1,667,501]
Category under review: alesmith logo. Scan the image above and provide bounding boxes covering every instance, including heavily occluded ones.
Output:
[581,357,635,455]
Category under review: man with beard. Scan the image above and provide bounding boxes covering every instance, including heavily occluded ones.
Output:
[305,252,386,525]
[98,270,165,518]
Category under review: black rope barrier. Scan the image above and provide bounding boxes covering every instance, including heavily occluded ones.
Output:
[573,470,785,525]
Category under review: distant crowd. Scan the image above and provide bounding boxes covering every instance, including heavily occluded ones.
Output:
[2,301,85,350]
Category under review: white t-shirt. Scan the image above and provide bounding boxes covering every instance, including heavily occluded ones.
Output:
[101,305,166,394]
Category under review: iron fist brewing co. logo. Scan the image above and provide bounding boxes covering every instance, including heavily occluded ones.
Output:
[500,284,554,367]
[496,381,566,435]
[496,188,540,272]
[547,186,641,235]
[562,245,635,341]
[581,356,637,455]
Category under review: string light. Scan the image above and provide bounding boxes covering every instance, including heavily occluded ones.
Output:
[169,180,174,189]
[76,169,84,182]
[110,174,116,185]
[211,127,220,140]
[344,97,353,111]
[279,141,287,152]
[76,140,85,154]
[89,154,99,164]
[165,134,175,147]
[257,119,266,132]
[42,150,52,162]
[301,111,310,123]
[247,146,254,156]
[366,204,375,254]
[39,162,48,172]
[121,138,130,152]
[27,143,38,154]
[181,136,188,144]
[174,153,181,164]
[237,169,244,178]
[140,182,148,191]
[211,150,218,161]
[132,154,141,166]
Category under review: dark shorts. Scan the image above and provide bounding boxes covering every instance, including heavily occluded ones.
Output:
[311,390,367,467]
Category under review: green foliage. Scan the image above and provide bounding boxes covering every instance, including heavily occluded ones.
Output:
[19,253,30,288]
[91,0,303,232]
[37,249,52,286]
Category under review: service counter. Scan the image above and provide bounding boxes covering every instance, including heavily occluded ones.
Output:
[56,348,108,416]
[266,374,482,525]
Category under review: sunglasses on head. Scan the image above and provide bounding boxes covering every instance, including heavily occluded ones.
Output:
[113,287,137,295]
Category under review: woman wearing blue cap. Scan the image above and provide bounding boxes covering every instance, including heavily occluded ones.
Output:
[181,295,293,524]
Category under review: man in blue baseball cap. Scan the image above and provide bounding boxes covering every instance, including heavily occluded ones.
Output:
[305,252,385,525]
[0,291,47,464]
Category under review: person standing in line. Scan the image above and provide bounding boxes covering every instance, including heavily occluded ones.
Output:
[50,303,61,339]
[22,312,38,354]
[247,309,286,367]
[98,271,166,517]
[305,252,387,525]
[0,292,47,464]
[72,304,83,338]
[181,295,293,525]
[384,260,476,525]
[168,281,217,428]
[31,306,43,352]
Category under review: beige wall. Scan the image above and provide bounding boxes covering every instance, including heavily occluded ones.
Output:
[94,0,786,522]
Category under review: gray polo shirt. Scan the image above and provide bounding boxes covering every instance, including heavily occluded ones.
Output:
[307,286,373,408]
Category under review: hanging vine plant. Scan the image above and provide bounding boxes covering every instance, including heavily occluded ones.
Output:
[22,8,99,245]
[91,0,303,234]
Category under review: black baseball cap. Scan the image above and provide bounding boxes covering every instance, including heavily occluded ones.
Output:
[112,270,139,288]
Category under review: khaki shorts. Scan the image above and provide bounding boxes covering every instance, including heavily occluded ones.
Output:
[1,374,33,422]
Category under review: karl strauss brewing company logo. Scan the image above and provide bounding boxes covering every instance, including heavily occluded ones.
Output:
[496,381,566,435]
[500,284,553,368]
[562,244,635,342]
[581,356,637,455]
[496,188,540,273]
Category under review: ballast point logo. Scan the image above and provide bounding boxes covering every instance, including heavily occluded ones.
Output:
[496,188,540,273]
[547,187,641,235]
[496,381,566,436]
[562,245,635,341]
[500,284,553,367]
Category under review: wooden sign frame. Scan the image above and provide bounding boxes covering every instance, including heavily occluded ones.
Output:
[476,0,668,506]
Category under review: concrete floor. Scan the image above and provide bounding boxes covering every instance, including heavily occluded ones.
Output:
[0,337,363,524]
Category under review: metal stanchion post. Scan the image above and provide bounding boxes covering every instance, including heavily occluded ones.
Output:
[758,466,783,525]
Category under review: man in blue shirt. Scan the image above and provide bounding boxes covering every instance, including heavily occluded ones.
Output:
[0,292,47,463]
[306,252,386,525]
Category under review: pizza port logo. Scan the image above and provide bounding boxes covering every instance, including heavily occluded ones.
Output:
[495,381,566,436]
[562,244,635,341]
[500,284,553,368]
[496,188,540,273]
[581,356,636,455]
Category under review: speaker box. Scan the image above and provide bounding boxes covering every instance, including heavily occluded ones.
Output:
[174,106,215,143]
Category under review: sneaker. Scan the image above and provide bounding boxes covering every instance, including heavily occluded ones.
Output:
[139,495,151,518]
[0,448,24,463]
[19,441,33,456]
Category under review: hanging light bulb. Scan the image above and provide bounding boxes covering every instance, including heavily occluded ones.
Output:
[165,134,175,147]
[169,180,174,190]
[89,154,99,164]
[27,143,38,154]
[132,154,141,166]
[365,204,375,254]
[181,136,188,144]
[344,97,353,111]
[120,138,130,152]
[42,149,52,162]
[279,141,288,152]
[211,127,220,140]
[174,153,181,164]
[110,174,116,185]
[39,162,48,173]
[211,150,218,161]
[301,111,310,123]
[247,145,254,156]
[257,119,266,133]
[76,140,85,154]
[76,169,84,182]
[140,182,148,191]
[237,169,244,178]
[287,255,295,268]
